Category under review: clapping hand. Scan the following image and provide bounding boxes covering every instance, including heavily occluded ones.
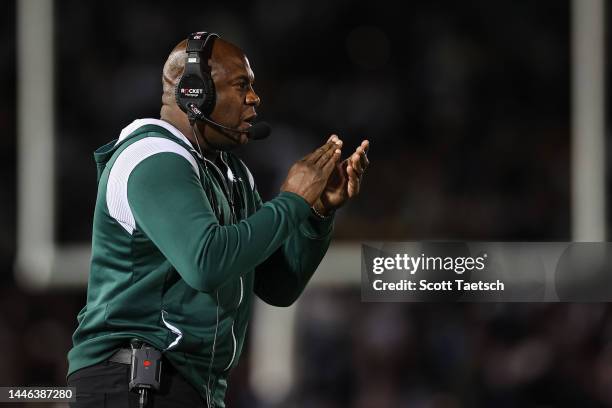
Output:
[314,136,370,216]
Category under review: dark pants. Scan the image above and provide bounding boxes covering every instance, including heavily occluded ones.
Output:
[67,358,205,407]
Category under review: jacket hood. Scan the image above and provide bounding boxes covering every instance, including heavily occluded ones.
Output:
[93,139,121,183]
[92,118,195,183]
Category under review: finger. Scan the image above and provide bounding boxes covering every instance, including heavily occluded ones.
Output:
[327,134,339,143]
[359,146,369,171]
[347,162,360,181]
[308,135,342,162]
[350,150,364,175]
[347,164,360,197]
[356,140,370,171]
[316,137,343,166]
[321,147,342,175]
[361,140,370,154]
[306,140,337,162]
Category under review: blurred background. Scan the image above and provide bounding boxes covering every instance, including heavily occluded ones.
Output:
[2,0,612,406]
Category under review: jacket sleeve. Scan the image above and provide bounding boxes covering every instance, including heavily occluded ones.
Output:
[126,152,311,293]
[253,187,335,307]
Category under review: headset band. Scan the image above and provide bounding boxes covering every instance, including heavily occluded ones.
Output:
[186,32,218,72]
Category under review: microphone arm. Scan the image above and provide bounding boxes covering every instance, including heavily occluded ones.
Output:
[199,114,248,134]
[188,103,271,140]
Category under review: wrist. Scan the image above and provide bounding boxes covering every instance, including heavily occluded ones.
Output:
[312,200,334,219]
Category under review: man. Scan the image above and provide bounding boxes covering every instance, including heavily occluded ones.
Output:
[66,32,369,407]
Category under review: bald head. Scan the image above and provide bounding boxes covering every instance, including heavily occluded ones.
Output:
[161,38,246,107]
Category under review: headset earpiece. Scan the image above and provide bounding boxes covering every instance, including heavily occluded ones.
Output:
[175,32,219,121]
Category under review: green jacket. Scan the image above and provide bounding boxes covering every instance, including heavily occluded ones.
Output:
[67,118,334,406]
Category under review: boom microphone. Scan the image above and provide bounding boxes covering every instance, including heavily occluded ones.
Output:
[188,104,270,140]
[248,122,271,140]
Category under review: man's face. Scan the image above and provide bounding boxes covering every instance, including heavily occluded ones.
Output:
[199,51,260,150]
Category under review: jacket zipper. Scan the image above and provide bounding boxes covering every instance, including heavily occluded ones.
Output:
[220,152,243,371]
[200,155,231,407]
[201,153,243,373]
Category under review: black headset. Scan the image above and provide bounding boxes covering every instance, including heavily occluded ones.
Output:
[175,31,220,124]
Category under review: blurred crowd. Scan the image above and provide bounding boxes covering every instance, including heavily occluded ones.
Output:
[295,291,612,408]
[3,0,612,407]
